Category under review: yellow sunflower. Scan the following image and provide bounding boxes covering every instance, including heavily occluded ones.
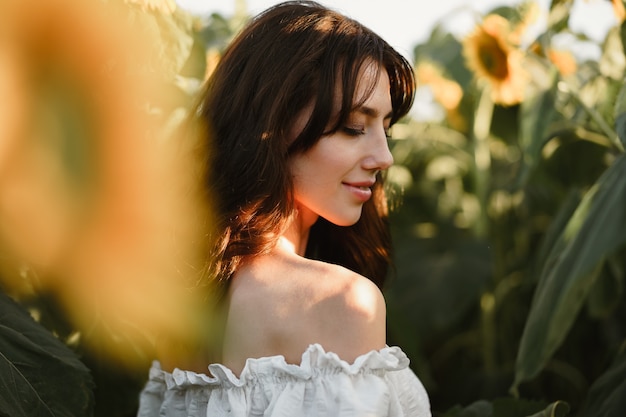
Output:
[462,14,528,106]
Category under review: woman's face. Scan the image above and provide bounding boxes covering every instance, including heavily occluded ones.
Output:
[289,64,394,227]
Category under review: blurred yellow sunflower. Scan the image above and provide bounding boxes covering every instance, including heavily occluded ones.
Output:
[416,61,463,110]
[462,14,528,106]
[416,61,467,131]
[1,0,212,367]
[547,49,577,76]
[530,42,578,77]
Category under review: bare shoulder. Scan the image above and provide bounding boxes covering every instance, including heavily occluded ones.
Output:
[222,250,387,370]
[309,261,387,360]
[314,260,386,328]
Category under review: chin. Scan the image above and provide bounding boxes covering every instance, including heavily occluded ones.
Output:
[326,212,363,227]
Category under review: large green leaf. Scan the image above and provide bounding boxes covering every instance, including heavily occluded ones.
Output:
[0,292,94,417]
[577,348,626,417]
[512,153,626,391]
[585,254,624,319]
[530,189,582,281]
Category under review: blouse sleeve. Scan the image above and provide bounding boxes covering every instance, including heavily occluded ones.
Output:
[137,344,431,417]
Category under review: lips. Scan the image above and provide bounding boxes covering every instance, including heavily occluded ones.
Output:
[342,180,375,202]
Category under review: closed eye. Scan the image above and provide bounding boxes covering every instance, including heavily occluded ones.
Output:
[342,126,366,136]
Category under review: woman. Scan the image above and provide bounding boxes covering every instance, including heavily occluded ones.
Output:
[138,1,431,415]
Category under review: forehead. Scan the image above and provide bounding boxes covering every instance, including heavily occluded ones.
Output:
[351,62,391,113]
[355,62,383,93]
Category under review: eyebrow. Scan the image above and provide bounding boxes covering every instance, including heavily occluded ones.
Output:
[355,106,393,120]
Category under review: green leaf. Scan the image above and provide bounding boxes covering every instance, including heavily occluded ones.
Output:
[493,398,567,417]
[599,26,626,81]
[0,291,94,417]
[586,255,624,319]
[577,348,626,417]
[488,6,524,25]
[612,81,626,150]
[531,190,582,281]
[512,154,626,391]
[547,0,573,33]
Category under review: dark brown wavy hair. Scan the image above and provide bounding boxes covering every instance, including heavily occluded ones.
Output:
[197,1,415,290]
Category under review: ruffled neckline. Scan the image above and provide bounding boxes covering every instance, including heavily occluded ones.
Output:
[150,344,410,390]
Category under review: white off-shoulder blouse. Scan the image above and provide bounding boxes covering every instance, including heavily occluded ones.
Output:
[137,344,431,416]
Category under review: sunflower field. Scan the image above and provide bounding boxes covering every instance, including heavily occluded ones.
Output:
[0,0,625,416]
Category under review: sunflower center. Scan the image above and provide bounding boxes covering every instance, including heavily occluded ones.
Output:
[479,38,509,80]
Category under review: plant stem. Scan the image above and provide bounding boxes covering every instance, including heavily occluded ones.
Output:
[472,86,494,239]
[481,292,497,374]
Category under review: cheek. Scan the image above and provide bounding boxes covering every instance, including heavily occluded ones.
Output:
[288,138,353,188]
[290,157,332,203]
[306,141,351,171]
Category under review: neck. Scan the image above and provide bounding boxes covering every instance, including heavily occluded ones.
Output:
[279,207,318,256]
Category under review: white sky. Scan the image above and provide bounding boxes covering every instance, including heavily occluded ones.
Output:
[175,0,617,61]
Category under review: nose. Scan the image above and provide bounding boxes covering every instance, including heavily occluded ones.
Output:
[364,128,394,171]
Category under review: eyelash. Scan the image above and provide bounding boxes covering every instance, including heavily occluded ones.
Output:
[341,126,392,139]
[342,126,365,136]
